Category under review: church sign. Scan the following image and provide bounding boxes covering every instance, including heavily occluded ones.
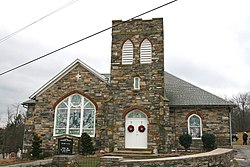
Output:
[58,137,73,154]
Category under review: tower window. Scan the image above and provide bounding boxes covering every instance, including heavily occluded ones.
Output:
[122,40,133,64]
[140,39,152,64]
[134,77,140,90]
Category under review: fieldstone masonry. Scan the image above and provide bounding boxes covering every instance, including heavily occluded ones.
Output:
[110,18,170,152]
[169,106,231,150]
[22,18,233,158]
[23,63,110,155]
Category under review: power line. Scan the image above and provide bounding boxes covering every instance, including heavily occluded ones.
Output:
[0,0,178,77]
[0,0,80,44]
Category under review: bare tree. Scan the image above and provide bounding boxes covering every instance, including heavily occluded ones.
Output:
[230,92,250,132]
[1,103,26,155]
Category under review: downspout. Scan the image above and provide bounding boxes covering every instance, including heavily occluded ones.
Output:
[229,107,232,146]
[174,108,177,151]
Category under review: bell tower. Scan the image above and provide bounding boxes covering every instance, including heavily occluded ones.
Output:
[109,18,168,152]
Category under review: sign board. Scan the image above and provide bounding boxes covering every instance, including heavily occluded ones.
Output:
[58,137,73,154]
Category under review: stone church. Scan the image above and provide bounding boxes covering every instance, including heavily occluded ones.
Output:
[22,18,234,155]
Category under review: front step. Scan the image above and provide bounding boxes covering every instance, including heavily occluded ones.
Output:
[105,148,155,159]
[115,148,153,154]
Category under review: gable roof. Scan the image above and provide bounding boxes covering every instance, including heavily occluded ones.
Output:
[30,59,107,99]
[165,72,234,106]
[27,58,234,107]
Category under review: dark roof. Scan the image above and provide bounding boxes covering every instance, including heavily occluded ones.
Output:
[165,72,234,106]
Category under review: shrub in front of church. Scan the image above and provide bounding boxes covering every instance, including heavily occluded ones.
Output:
[202,133,217,151]
[30,133,42,159]
[79,133,95,155]
[179,133,192,151]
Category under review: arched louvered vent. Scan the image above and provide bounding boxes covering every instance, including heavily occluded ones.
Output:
[122,40,133,64]
[140,39,152,64]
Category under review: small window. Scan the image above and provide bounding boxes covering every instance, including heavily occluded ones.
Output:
[122,40,133,64]
[134,77,140,90]
[140,39,152,64]
[188,114,202,139]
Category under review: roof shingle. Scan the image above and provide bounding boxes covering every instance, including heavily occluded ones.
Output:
[165,72,234,106]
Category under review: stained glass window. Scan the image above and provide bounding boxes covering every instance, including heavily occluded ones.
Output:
[54,94,96,137]
[127,109,147,118]
[188,114,202,139]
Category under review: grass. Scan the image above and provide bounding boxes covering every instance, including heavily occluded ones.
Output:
[76,155,101,167]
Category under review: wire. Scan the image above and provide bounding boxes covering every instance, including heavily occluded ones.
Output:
[0,0,178,76]
[0,0,80,44]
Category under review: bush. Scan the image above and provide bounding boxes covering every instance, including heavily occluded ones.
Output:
[179,133,192,151]
[202,133,217,151]
[79,133,95,155]
[30,133,42,159]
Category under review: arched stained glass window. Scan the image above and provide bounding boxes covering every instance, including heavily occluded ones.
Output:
[54,94,96,137]
[140,39,152,64]
[188,114,202,139]
[122,40,133,64]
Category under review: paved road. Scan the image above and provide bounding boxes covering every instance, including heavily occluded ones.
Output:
[233,145,250,167]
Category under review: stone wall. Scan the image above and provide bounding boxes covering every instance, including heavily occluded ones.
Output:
[110,18,170,152]
[100,148,235,167]
[169,106,231,150]
[23,63,110,154]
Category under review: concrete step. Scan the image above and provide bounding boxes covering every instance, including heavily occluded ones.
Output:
[104,148,155,159]
[114,148,153,155]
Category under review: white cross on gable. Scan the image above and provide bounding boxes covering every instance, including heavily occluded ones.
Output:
[76,73,81,81]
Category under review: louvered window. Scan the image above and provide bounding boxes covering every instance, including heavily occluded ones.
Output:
[140,39,152,64]
[122,40,133,64]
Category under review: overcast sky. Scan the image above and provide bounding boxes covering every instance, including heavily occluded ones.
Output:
[0,0,250,125]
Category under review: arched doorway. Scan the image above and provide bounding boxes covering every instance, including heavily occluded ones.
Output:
[125,109,148,148]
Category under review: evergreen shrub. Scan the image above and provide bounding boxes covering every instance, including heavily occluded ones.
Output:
[79,133,95,155]
[202,133,217,151]
[179,133,192,151]
[30,133,42,159]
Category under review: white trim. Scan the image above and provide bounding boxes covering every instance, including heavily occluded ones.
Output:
[30,59,107,99]
[188,114,202,139]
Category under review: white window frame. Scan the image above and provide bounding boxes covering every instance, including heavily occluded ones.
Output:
[53,94,96,137]
[188,114,202,139]
[134,77,140,90]
[122,40,133,65]
[140,39,152,64]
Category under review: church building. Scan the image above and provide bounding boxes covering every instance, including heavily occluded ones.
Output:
[22,18,234,155]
